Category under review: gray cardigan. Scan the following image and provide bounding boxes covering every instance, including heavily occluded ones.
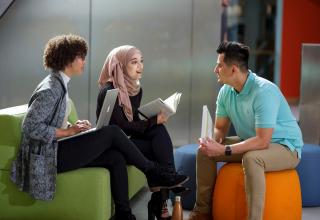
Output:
[10,73,66,200]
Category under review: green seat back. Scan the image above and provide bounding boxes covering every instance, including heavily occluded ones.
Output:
[68,99,79,124]
[0,101,78,170]
[0,105,27,170]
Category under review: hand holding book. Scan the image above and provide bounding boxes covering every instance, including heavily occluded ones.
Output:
[157,110,169,124]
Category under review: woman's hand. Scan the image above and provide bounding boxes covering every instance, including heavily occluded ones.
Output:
[68,120,91,135]
[68,120,92,135]
[56,119,92,138]
[67,123,88,136]
[157,111,169,124]
[75,120,92,129]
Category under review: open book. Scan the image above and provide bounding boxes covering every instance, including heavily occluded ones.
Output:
[138,92,182,118]
[201,105,213,138]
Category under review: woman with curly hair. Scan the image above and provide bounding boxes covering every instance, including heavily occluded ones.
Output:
[10,34,188,220]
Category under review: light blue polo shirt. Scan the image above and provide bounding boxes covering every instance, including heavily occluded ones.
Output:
[216,71,303,158]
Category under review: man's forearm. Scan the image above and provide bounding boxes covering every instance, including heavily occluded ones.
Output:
[229,136,269,154]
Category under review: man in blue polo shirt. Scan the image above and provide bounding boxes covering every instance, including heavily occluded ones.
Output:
[188,41,303,220]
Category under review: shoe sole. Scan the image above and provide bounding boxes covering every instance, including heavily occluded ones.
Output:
[149,176,190,192]
[170,186,191,197]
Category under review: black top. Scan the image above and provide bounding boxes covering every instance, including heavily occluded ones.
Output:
[96,82,157,136]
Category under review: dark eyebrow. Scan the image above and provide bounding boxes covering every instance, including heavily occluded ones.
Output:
[129,56,143,62]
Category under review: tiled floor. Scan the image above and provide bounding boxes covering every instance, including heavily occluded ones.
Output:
[131,186,320,220]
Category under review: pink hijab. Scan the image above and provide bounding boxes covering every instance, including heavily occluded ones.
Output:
[98,45,142,122]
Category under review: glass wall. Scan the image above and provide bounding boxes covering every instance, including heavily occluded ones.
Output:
[221,0,276,82]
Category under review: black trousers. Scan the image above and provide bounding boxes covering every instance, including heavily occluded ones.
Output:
[131,124,175,169]
[57,125,153,212]
[131,124,175,202]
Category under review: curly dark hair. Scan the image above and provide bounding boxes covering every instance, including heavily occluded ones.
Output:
[43,34,88,73]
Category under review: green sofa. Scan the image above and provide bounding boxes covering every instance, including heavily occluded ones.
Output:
[0,102,146,220]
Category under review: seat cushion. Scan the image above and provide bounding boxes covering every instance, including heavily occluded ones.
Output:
[213,163,302,220]
[174,144,198,209]
[296,144,320,206]
[0,168,111,220]
[127,165,146,199]
[173,144,224,210]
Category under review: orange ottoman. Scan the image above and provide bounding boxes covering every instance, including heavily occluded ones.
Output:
[212,163,301,220]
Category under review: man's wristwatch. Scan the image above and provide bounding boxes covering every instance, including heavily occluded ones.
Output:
[225,145,232,156]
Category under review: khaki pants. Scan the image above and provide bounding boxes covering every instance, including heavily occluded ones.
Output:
[194,137,300,220]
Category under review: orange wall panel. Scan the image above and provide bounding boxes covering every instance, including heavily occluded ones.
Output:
[280,0,320,100]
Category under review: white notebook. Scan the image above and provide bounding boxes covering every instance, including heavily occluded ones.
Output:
[138,92,182,118]
[201,105,213,138]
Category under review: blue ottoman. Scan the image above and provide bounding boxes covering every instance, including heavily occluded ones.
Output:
[173,144,224,210]
[296,144,320,206]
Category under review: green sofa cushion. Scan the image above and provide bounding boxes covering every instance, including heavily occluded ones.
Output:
[0,168,111,220]
[127,165,146,199]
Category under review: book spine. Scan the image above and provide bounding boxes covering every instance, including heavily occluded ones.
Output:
[138,110,149,119]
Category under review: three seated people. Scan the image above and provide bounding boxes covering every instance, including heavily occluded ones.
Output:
[10,35,303,220]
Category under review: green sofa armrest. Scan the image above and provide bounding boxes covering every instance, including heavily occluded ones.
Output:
[0,145,16,170]
[0,114,24,148]
[0,113,24,171]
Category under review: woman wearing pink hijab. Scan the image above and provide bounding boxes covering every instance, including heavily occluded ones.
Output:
[97,45,189,220]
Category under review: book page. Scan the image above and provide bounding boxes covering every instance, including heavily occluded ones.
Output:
[138,92,181,118]
[138,98,173,118]
[164,92,182,113]
[174,93,182,110]
[201,105,213,138]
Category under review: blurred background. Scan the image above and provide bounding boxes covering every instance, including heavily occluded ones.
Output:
[0,0,319,146]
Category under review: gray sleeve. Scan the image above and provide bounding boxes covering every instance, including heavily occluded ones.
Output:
[22,89,58,143]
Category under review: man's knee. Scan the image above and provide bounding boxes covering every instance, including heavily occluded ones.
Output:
[197,147,205,158]
[196,147,213,162]
[242,151,264,170]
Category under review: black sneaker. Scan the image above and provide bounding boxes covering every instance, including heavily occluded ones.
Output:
[146,165,189,192]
